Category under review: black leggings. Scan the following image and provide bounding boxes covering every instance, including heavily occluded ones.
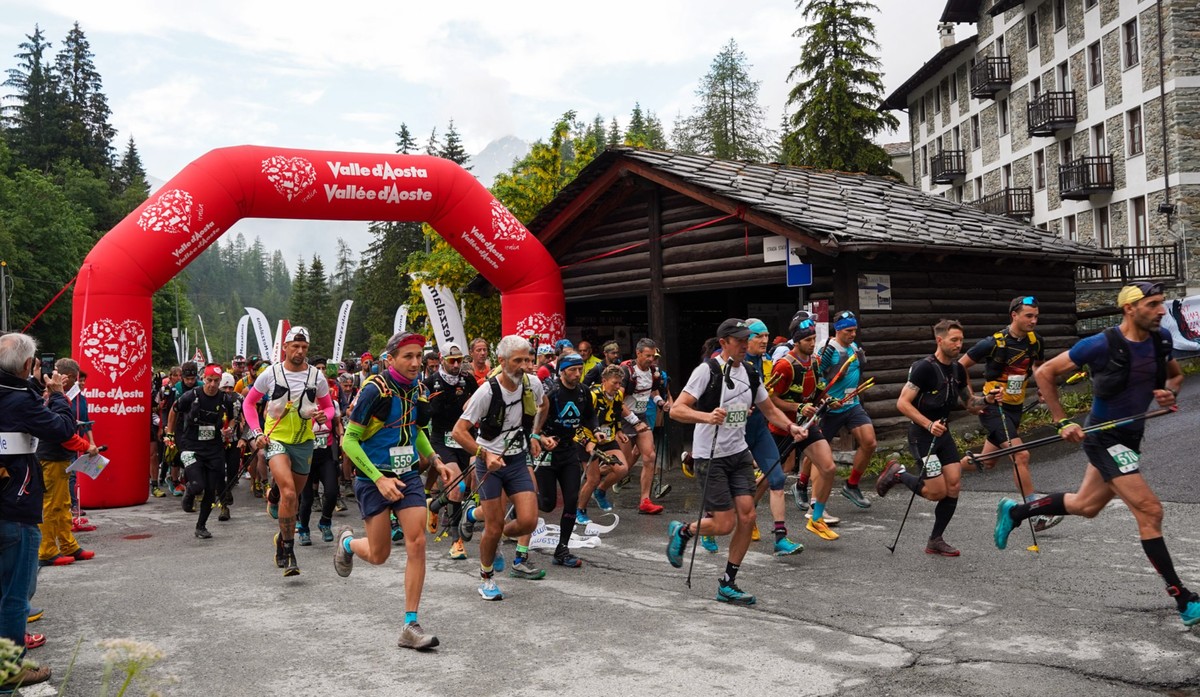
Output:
[299,446,338,531]
[535,445,582,549]
[222,446,241,505]
[193,456,225,530]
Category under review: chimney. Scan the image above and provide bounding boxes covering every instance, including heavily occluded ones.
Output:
[938,22,956,49]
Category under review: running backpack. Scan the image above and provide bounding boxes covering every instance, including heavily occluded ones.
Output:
[984,330,1041,381]
[1091,327,1171,400]
[478,373,537,442]
[694,358,760,413]
[620,359,662,396]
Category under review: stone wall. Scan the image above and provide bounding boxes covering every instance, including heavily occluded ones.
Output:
[1047,140,1062,211]
[982,103,999,166]
[1101,27,1124,109]
[1038,3,1055,63]
[1100,0,1119,31]
[1013,152,1032,190]
[1176,87,1200,175]
[1008,21,1028,82]
[1106,113,1126,190]
[1071,49,1089,120]
[1169,0,1200,79]
[1068,0,1087,48]
[1142,4,1162,90]
[957,65,970,116]
[1012,84,1031,153]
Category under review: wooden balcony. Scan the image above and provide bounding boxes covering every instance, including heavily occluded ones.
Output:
[1076,243,1184,288]
[969,57,1011,99]
[1059,156,1114,199]
[973,187,1033,218]
[930,150,966,184]
[1027,91,1077,137]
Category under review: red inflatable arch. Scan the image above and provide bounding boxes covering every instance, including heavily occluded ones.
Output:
[71,145,564,508]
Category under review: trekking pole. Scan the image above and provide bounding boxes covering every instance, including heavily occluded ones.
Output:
[886,420,944,554]
[653,425,671,499]
[686,361,731,589]
[967,406,1176,467]
[997,402,1039,553]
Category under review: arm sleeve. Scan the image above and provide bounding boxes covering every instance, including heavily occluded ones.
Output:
[341,422,383,483]
[415,428,434,458]
[317,393,336,424]
[242,387,265,432]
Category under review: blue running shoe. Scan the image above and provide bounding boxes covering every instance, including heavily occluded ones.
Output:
[297,530,311,546]
[493,553,505,573]
[575,509,591,526]
[700,536,718,554]
[319,523,334,542]
[773,537,804,556]
[478,577,504,601]
[666,521,686,568]
[716,582,756,605]
[593,489,613,513]
[995,498,1019,550]
[1181,597,1200,627]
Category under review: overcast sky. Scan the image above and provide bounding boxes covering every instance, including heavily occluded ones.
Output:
[1,0,949,272]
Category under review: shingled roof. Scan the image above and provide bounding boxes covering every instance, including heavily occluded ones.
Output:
[528,147,1113,266]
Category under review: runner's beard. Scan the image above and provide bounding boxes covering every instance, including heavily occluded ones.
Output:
[504,369,523,383]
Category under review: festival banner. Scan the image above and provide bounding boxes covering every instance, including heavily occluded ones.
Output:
[331,299,353,363]
[1163,294,1200,352]
[420,284,468,355]
[196,314,213,363]
[235,314,249,358]
[394,305,409,335]
[245,307,273,358]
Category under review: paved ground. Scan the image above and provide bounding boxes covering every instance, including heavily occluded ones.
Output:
[20,382,1200,696]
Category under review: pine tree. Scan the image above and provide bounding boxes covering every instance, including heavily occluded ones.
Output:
[2,25,65,170]
[676,39,772,161]
[395,123,417,155]
[623,103,668,149]
[586,115,607,153]
[424,127,439,156]
[784,0,899,175]
[305,255,333,356]
[289,256,311,331]
[607,117,621,147]
[439,119,471,167]
[54,22,115,173]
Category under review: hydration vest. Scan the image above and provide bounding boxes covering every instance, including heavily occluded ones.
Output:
[694,358,761,413]
[1091,327,1171,400]
[478,373,537,442]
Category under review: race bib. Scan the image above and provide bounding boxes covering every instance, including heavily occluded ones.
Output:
[595,425,612,442]
[197,425,215,441]
[504,439,524,456]
[725,408,748,427]
[264,440,287,460]
[1107,444,1140,474]
[180,451,197,466]
[444,432,460,449]
[389,445,416,471]
[634,398,649,413]
[922,454,943,477]
[315,434,329,449]
[1004,374,1026,396]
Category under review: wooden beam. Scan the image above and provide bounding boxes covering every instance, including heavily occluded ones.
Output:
[535,164,630,245]
[647,187,666,345]
[548,177,640,256]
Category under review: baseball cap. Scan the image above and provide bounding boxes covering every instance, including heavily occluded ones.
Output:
[554,339,574,353]
[219,372,236,389]
[537,344,554,356]
[1117,281,1164,307]
[284,326,310,343]
[717,318,752,339]
[444,343,464,358]
[787,310,812,335]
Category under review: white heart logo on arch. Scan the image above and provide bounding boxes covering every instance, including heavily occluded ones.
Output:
[261,156,317,201]
[515,312,565,343]
[491,199,527,242]
[137,189,195,234]
[79,318,148,383]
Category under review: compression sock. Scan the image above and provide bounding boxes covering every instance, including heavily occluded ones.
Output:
[342,536,353,555]
[812,501,826,522]
[1011,492,1067,522]
[797,472,810,486]
[721,562,740,586]
[515,544,529,565]
[930,496,958,539]
[847,470,863,487]
[773,521,787,542]
[899,471,925,495]
[1141,537,1193,610]
[480,564,494,579]
[405,611,418,625]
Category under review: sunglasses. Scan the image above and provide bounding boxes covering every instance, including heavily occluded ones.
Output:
[796,318,815,331]
[837,311,855,320]
[1010,295,1038,312]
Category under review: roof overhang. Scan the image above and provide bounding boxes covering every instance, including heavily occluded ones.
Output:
[881,35,977,111]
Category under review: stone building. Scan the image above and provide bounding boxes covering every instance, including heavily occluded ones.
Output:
[882,0,1200,303]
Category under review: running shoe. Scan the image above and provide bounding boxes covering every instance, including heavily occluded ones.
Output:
[553,550,582,568]
[273,533,287,568]
[681,451,695,478]
[334,497,347,512]
[334,529,354,577]
[875,460,905,498]
[252,481,264,498]
[217,504,231,522]
[925,536,960,557]
[773,537,804,556]
[804,511,840,526]
[715,581,756,606]
[478,577,504,601]
[666,521,686,568]
[24,632,46,649]
[638,497,664,515]
[69,549,94,561]
[575,509,592,526]
[194,528,212,539]
[510,558,546,580]
[460,503,477,541]
[181,491,196,513]
[593,489,613,513]
[841,484,871,508]
[283,550,300,577]
[151,484,166,498]
[751,522,760,541]
[1181,595,1200,627]
[397,622,439,650]
[1033,515,1064,532]
[700,535,718,553]
[792,479,809,511]
[173,483,184,497]
[449,540,467,560]
[319,523,333,542]
[27,608,43,623]
[994,498,1019,550]
[426,508,439,534]
[493,553,505,573]
[298,530,312,546]
[391,516,403,543]
[806,517,840,541]
[38,556,73,567]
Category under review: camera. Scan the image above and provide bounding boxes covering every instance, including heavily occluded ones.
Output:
[40,353,55,379]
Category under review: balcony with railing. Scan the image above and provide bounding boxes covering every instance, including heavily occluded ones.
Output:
[1027,91,1077,136]
[973,187,1033,218]
[930,150,966,184]
[1076,243,1183,287]
[969,57,1012,99]
[1059,155,1114,199]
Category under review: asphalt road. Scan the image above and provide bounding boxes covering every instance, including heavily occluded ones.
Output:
[19,375,1200,697]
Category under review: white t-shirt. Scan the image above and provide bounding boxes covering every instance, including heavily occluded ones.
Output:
[682,357,770,459]
[251,363,331,442]
[459,374,545,456]
[623,363,655,415]
[769,343,793,363]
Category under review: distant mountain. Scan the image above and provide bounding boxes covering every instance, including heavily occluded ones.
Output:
[468,136,531,188]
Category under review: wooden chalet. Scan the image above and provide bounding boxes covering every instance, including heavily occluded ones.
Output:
[527,147,1114,434]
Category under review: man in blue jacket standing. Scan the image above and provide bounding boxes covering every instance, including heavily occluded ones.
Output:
[0,332,78,690]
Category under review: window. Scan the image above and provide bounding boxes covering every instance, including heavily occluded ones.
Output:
[1057,60,1071,91]
[1091,123,1107,156]
[1054,0,1067,30]
[1095,206,1111,248]
[971,115,981,149]
[934,83,942,114]
[952,185,963,203]
[1027,12,1039,49]
[952,125,962,150]
[1035,149,1047,190]
[1002,164,1013,189]
[1123,19,1140,68]
[950,72,958,101]
[973,177,983,200]
[1030,76,1042,98]
[998,98,1010,135]
[1064,215,1077,241]
[919,94,927,123]
[1084,0,1097,9]
[1127,107,1143,156]
[1060,137,1074,165]
[995,35,1006,57]
[1131,197,1148,246]
[922,145,929,176]
[1088,41,1103,88]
